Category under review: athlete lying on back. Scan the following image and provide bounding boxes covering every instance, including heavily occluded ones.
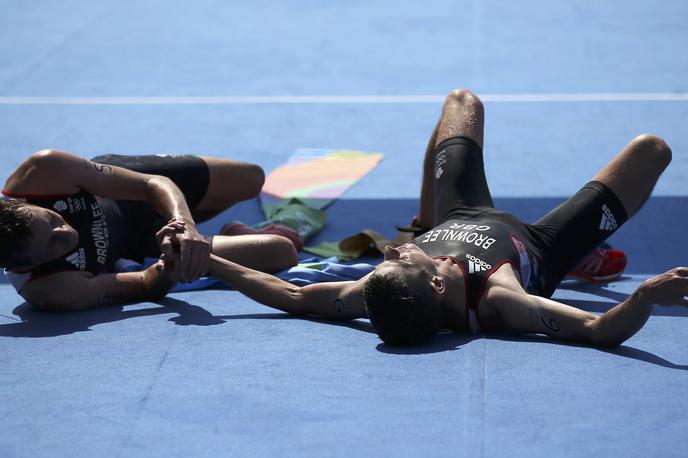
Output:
[161,89,686,347]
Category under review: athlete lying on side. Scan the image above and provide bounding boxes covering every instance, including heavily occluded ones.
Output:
[1,151,298,311]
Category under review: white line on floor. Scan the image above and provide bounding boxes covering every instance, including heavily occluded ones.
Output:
[0,93,687,105]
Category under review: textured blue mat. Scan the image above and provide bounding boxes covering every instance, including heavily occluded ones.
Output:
[1,1,687,457]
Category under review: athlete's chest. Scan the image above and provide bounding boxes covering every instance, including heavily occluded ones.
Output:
[413,220,518,272]
[32,193,115,273]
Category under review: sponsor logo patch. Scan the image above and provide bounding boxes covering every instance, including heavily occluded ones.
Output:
[599,204,618,231]
[53,200,68,212]
[65,248,86,270]
[466,253,491,273]
[435,149,447,179]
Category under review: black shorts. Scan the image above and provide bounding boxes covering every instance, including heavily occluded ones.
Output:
[434,136,628,297]
[529,181,628,294]
[434,136,494,223]
[91,154,211,261]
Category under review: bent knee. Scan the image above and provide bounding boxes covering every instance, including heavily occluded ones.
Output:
[445,88,483,110]
[222,161,265,199]
[629,134,672,168]
[237,163,265,200]
[265,234,298,271]
[202,159,266,208]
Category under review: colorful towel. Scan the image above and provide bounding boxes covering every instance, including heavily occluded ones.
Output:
[261,148,384,212]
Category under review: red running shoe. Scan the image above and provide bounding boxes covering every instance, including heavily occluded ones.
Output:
[566,246,627,282]
[220,221,304,251]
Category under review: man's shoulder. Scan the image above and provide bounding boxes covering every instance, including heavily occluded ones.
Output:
[3,150,84,197]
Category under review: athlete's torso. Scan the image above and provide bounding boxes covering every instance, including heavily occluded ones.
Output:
[4,191,129,291]
[412,210,545,310]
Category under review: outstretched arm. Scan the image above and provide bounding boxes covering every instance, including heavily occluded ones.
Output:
[488,267,688,347]
[206,254,368,321]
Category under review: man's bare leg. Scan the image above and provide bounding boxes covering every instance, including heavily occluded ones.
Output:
[418,89,486,228]
[591,134,672,218]
[436,89,485,148]
[208,234,298,273]
[192,156,266,221]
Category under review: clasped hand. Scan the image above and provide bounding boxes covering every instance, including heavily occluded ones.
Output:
[155,219,210,283]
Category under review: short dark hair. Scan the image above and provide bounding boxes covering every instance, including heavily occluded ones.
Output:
[363,262,442,346]
[0,199,33,268]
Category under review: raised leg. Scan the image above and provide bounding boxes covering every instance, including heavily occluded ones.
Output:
[436,88,485,148]
[591,134,672,218]
[418,89,486,227]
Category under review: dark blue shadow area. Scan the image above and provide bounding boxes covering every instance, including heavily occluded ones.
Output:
[489,332,688,370]
[377,331,480,355]
[0,296,377,339]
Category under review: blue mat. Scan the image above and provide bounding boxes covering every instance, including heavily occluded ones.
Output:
[1,1,688,457]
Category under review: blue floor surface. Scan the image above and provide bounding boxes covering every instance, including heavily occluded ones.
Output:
[1,1,687,457]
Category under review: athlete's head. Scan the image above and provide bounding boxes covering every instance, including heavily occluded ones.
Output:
[0,199,77,269]
[363,244,444,345]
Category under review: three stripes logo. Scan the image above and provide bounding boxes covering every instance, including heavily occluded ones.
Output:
[435,150,447,179]
[466,253,491,274]
[66,248,86,270]
[599,204,618,231]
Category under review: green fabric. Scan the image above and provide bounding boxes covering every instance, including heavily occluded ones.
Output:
[258,198,327,241]
[303,241,355,260]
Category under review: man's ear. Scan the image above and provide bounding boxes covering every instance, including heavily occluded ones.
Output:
[430,275,446,295]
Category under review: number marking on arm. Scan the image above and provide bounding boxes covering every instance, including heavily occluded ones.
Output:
[333,298,347,313]
[541,315,561,333]
[84,159,114,175]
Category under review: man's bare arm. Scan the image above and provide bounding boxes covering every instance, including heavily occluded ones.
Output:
[207,254,368,321]
[20,263,175,312]
[487,267,688,347]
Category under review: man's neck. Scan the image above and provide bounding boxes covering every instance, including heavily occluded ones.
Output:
[436,259,470,332]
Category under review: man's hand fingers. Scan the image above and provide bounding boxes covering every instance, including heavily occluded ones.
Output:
[673,267,688,277]
[189,242,203,281]
[160,236,172,257]
[187,239,210,282]
[193,242,211,281]
[179,239,192,283]
[156,222,185,247]
[160,235,181,261]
